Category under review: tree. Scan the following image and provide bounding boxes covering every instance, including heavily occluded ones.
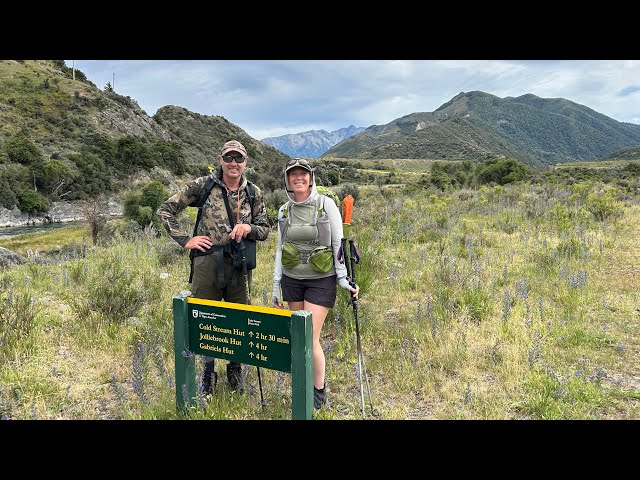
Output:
[79,195,108,246]
[4,133,44,167]
[151,140,186,175]
[476,158,528,186]
[43,159,75,198]
[104,82,113,92]
[0,179,17,209]
[17,189,50,216]
[123,181,170,231]
[66,152,112,200]
[140,180,170,210]
[430,170,453,191]
[115,135,152,171]
[0,164,30,209]
[327,168,340,186]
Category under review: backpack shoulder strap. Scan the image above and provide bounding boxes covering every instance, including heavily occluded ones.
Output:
[191,176,216,238]
[245,181,256,216]
[280,200,291,223]
[193,176,216,208]
[316,193,326,218]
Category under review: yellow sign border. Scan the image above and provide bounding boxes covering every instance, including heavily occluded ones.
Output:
[187,297,293,317]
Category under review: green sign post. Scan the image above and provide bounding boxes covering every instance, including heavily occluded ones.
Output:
[173,295,313,420]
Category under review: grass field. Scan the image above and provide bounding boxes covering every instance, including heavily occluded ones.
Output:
[1,167,639,420]
[554,159,640,169]
[0,226,88,257]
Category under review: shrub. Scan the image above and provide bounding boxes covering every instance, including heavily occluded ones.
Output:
[155,240,184,266]
[623,162,640,176]
[584,192,624,222]
[70,251,145,326]
[336,182,360,203]
[0,290,40,364]
[123,181,170,230]
[17,189,50,215]
[264,189,289,212]
[476,158,528,185]
[4,134,44,167]
[98,219,142,245]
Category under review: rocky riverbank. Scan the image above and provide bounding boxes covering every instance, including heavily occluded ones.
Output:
[0,200,123,228]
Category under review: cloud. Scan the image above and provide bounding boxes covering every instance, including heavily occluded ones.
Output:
[618,86,640,97]
[69,60,640,138]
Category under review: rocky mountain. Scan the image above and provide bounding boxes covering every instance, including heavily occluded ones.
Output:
[323,91,640,167]
[261,125,365,158]
[0,60,171,156]
[0,60,291,218]
[151,105,289,191]
[0,60,289,170]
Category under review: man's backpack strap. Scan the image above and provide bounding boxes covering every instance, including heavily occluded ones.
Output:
[190,175,216,236]
[188,176,216,283]
[246,181,255,214]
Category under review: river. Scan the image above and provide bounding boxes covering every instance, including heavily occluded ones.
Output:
[0,221,85,239]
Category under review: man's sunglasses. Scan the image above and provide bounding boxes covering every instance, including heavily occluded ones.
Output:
[222,154,246,164]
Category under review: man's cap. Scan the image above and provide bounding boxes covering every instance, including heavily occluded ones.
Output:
[220,140,248,157]
[285,158,314,174]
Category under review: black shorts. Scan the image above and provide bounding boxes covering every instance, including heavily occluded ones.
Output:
[281,274,337,308]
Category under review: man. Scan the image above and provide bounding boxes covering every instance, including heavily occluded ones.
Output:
[157,140,270,394]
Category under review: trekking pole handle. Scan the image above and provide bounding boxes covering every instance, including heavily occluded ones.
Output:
[348,239,359,303]
[341,238,351,277]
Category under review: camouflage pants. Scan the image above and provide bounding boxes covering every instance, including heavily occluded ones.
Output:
[191,250,250,302]
[191,251,251,367]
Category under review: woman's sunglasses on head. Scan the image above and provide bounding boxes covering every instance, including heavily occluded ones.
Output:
[287,158,311,167]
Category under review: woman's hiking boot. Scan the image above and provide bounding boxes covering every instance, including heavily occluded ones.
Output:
[314,384,328,410]
[227,362,244,393]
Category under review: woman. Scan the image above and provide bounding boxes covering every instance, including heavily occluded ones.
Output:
[272,158,359,410]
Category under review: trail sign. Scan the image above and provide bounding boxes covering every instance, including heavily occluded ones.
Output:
[188,298,293,372]
[173,295,313,420]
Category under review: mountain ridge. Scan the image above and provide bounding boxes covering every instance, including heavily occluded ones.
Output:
[2,60,639,220]
[261,125,365,158]
[323,90,640,166]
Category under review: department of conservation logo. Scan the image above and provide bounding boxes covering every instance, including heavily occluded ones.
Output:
[192,309,199,318]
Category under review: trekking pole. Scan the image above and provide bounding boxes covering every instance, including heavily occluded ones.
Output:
[239,239,266,407]
[341,195,366,418]
[349,239,375,417]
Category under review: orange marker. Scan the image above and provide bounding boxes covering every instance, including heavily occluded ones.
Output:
[342,194,354,238]
[342,194,354,225]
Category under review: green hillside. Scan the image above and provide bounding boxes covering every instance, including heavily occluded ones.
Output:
[325,91,640,167]
[0,60,290,213]
[601,145,640,161]
[153,106,288,191]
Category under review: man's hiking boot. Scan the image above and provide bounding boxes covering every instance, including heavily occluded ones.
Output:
[227,362,244,393]
[202,361,218,395]
[314,384,328,410]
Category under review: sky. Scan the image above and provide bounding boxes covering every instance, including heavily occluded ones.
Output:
[65,60,640,141]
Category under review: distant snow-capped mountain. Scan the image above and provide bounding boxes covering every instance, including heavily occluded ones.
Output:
[261,125,366,158]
